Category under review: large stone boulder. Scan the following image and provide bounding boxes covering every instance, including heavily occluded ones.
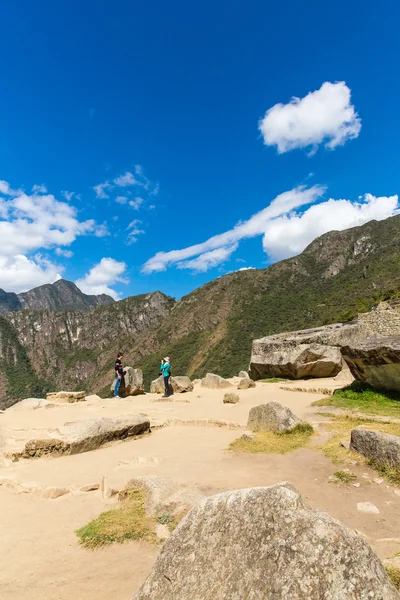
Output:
[150,376,193,394]
[46,391,85,403]
[341,337,400,392]
[133,482,398,600]
[350,428,400,467]
[110,366,144,397]
[238,370,249,379]
[201,373,233,389]
[247,401,301,433]
[249,322,362,380]
[16,414,150,459]
[237,377,256,390]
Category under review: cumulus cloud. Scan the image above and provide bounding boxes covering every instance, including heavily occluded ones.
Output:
[113,171,140,187]
[75,257,128,299]
[142,185,399,274]
[62,191,75,201]
[142,185,325,273]
[262,193,399,260]
[259,81,361,154]
[129,196,144,210]
[0,179,100,293]
[0,254,62,293]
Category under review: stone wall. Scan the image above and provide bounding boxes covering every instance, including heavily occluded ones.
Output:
[355,301,400,336]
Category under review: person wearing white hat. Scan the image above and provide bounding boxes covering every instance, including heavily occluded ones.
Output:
[160,356,171,397]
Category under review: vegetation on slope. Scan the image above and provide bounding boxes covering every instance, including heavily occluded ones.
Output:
[0,316,50,408]
[313,383,400,419]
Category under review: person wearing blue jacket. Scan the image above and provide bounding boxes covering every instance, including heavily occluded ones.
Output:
[160,356,171,397]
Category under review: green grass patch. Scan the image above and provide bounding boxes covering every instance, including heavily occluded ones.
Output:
[76,489,156,549]
[331,469,357,484]
[318,415,400,471]
[312,383,400,418]
[229,424,314,454]
[367,459,400,487]
[386,565,400,591]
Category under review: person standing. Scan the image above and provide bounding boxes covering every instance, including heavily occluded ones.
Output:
[160,356,171,398]
[114,352,124,398]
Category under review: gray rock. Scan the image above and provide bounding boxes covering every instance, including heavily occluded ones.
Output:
[237,377,256,390]
[350,428,400,468]
[133,482,398,600]
[223,392,239,404]
[249,322,361,380]
[150,376,193,394]
[19,415,150,458]
[357,501,380,514]
[111,366,144,397]
[247,401,301,433]
[201,373,233,389]
[238,370,249,379]
[342,337,400,392]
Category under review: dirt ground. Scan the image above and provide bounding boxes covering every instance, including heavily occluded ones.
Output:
[1,380,400,600]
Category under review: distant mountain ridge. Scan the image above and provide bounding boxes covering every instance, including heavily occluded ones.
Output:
[0,279,114,314]
[1,214,400,408]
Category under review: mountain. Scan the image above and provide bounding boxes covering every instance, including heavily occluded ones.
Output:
[0,279,114,314]
[1,215,400,407]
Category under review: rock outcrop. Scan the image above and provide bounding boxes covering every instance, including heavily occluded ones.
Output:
[249,324,354,380]
[150,376,193,394]
[201,373,233,389]
[133,482,398,600]
[237,377,256,390]
[238,370,249,378]
[46,390,85,403]
[111,367,144,397]
[341,337,400,392]
[247,402,301,433]
[13,414,150,459]
[350,428,400,467]
[223,392,239,404]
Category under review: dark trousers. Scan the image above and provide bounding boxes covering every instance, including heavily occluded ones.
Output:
[163,376,170,396]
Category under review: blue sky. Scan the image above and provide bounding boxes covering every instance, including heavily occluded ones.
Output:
[0,0,399,299]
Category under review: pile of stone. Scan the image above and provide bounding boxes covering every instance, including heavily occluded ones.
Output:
[110,366,144,397]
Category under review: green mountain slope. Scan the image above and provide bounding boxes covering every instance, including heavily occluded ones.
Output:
[2,214,400,402]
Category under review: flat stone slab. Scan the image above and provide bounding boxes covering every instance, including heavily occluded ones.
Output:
[46,391,86,403]
[9,414,150,459]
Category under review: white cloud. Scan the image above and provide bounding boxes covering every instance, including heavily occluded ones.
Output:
[262,193,399,260]
[129,196,144,210]
[76,257,128,299]
[0,180,18,196]
[55,248,74,258]
[62,191,75,201]
[177,244,239,272]
[0,254,62,293]
[259,81,361,154]
[94,223,111,237]
[32,183,47,194]
[95,165,159,209]
[142,185,325,273]
[94,182,111,199]
[237,266,255,271]
[0,179,102,293]
[114,171,140,187]
[127,219,145,244]
[142,186,399,274]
